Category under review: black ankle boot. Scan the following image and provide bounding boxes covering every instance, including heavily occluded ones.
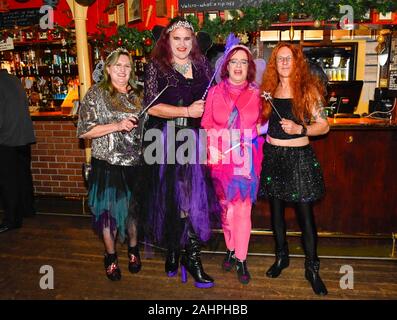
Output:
[305,259,328,296]
[165,249,180,277]
[266,245,289,278]
[222,249,236,271]
[236,259,251,285]
[128,246,142,274]
[104,253,121,281]
[180,229,214,288]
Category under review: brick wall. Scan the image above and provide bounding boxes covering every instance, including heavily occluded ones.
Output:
[31,120,87,197]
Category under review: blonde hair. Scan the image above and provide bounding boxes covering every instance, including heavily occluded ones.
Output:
[100,48,139,96]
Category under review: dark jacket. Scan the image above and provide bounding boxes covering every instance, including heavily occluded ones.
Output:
[0,69,35,146]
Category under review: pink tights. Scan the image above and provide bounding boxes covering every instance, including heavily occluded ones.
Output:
[221,198,252,261]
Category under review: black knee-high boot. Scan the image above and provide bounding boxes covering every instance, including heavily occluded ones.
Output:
[165,249,180,277]
[295,202,327,296]
[266,198,289,278]
[164,218,185,277]
[180,228,214,288]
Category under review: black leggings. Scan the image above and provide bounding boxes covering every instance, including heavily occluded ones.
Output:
[269,197,318,261]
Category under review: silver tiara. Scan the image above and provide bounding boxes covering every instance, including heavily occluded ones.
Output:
[106,47,129,60]
[166,20,194,33]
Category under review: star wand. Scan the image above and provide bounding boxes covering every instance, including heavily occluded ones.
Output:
[261,91,283,120]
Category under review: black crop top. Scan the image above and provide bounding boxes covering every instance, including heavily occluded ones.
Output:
[267,98,307,140]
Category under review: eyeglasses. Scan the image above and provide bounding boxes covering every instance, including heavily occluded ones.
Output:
[276,56,292,64]
[112,63,132,71]
[229,59,249,67]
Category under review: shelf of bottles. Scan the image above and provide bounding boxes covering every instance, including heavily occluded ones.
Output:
[0,42,79,113]
[309,56,351,81]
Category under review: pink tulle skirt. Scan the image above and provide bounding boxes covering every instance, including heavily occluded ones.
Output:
[209,136,264,205]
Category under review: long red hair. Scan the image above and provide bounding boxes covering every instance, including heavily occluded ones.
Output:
[261,42,325,123]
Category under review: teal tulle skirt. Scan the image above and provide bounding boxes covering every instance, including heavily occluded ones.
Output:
[88,157,143,242]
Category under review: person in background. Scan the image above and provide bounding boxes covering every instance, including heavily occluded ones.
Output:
[0,68,36,234]
[143,17,221,288]
[77,48,143,281]
[258,42,329,295]
[201,45,265,284]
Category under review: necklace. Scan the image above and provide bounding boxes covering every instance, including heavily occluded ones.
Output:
[172,60,191,76]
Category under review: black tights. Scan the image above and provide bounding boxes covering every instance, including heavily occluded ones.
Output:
[269,197,318,261]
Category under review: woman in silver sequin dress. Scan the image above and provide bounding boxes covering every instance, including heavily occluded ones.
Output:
[258,43,329,295]
[77,48,143,281]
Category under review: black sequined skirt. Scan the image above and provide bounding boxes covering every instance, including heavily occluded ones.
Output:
[258,142,325,202]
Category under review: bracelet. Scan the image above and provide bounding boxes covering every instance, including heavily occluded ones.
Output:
[186,107,190,117]
[300,125,307,136]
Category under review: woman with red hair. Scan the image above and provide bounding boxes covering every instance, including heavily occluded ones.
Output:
[258,43,329,295]
[202,45,265,284]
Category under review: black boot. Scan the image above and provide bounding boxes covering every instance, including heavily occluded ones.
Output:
[104,253,121,281]
[180,229,214,288]
[128,246,142,274]
[266,244,289,278]
[236,259,251,285]
[222,249,236,272]
[165,249,180,277]
[305,259,328,296]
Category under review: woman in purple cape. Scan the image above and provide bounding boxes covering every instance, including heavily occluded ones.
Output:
[143,17,221,288]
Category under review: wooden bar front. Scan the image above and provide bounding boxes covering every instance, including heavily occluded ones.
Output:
[253,118,397,235]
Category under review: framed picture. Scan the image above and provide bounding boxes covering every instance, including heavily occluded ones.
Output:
[206,11,219,21]
[108,12,116,24]
[127,0,142,23]
[156,0,166,17]
[117,3,125,25]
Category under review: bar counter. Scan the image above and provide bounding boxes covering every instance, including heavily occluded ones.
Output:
[31,113,397,235]
[255,116,397,235]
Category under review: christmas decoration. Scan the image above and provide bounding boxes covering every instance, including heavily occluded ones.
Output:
[108,26,155,54]
[238,32,249,44]
[144,37,152,47]
[313,19,321,28]
[197,1,397,43]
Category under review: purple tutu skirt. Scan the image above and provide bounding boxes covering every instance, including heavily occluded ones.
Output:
[145,124,221,248]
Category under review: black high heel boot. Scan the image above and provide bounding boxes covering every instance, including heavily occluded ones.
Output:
[266,245,289,278]
[222,249,236,271]
[104,253,121,281]
[165,249,180,277]
[236,259,251,285]
[305,259,328,296]
[180,229,214,288]
[128,246,142,274]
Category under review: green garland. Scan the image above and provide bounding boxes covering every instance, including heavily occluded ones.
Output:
[103,1,396,53]
[109,25,155,54]
[196,0,397,41]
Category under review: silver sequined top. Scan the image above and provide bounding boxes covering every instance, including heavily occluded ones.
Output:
[77,84,142,166]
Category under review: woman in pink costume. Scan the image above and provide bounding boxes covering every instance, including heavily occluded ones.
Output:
[201,45,266,284]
